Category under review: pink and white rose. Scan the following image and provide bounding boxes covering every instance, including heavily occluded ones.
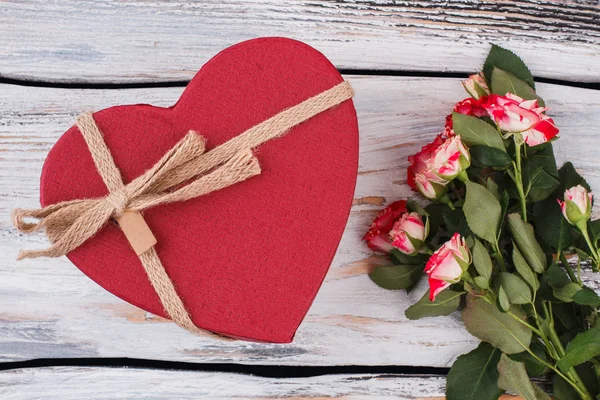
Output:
[414,171,449,200]
[363,200,408,253]
[407,135,450,200]
[407,134,470,200]
[425,233,472,301]
[443,97,488,137]
[452,97,488,119]
[558,185,593,226]
[389,212,428,255]
[462,73,490,100]
[430,135,471,181]
[482,93,559,146]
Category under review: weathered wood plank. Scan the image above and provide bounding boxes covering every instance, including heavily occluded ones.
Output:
[0,76,599,366]
[0,369,446,400]
[1,0,598,83]
[0,367,544,399]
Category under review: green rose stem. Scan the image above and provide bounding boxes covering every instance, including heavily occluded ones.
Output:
[512,139,528,222]
[577,221,600,269]
[542,302,593,400]
[420,246,434,256]
[491,246,506,272]
[527,287,559,361]
[438,194,455,210]
[591,360,600,381]
[481,294,592,399]
[456,170,469,183]
[558,251,580,285]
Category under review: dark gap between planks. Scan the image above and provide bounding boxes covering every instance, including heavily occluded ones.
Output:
[0,66,596,377]
[0,357,450,377]
[0,70,598,90]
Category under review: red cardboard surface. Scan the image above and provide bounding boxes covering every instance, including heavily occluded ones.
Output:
[39,38,359,343]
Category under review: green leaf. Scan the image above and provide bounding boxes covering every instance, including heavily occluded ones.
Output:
[475,276,490,290]
[543,263,591,304]
[390,249,428,265]
[498,286,510,312]
[405,290,463,320]
[452,113,506,151]
[473,239,493,281]
[497,272,532,305]
[523,164,560,202]
[487,177,501,200]
[498,354,551,400]
[464,182,502,245]
[470,146,512,168]
[491,68,538,101]
[469,146,512,169]
[576,363,600,398]
[552,303,580,333]
[462,296,532,354]
[407,199,429,216]
[425,202,450,238]
[528,142,559,178]
[483,44,535,89]
[446,343,503,400]
[533,195,574,251]
[558,325,600,371]
[590,219,600,243]
[443,207,472,238]
[545,263,572,289]
[369,264,423,290]
[559,162,591,192]
[553,374,578,400]
[553,282,582,303]
[572,287,600,307]
[508,214,547,273]
[510,341,549,377]
[513,246,540,291]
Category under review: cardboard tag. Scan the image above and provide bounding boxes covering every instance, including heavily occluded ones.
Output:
[117,211,157,255]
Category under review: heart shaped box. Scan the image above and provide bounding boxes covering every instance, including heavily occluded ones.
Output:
[40,37,359,343]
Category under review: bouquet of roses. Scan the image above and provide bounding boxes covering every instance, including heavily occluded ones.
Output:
[364,45,600,400]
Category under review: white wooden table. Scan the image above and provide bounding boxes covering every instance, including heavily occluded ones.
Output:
[1,1,599,398]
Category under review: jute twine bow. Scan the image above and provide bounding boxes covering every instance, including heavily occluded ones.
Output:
[12,81,354,336]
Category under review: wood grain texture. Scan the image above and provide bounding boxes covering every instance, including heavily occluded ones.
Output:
[0,368,448,400]
[0,367,542,399]
[1,0,598,84]
[1,76,599,366]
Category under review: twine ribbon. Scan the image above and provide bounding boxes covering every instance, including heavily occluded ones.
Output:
[12,81,354,335]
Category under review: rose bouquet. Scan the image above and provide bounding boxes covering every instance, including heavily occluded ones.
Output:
[365,45,600,400]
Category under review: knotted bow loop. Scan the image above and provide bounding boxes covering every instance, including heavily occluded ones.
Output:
[12,114,261,260]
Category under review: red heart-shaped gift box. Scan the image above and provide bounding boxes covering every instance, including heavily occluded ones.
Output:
[39,37,359,343]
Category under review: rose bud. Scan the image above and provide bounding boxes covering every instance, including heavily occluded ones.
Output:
[389,212,429,255]
[408,135,450,200]
[482,93,559,146]
[407,135,445,191]
[363,200,408,253]
[430,135,470,181]
[414,171,449,200]
[462,72,490,100]
[425,233,472,301]
[558,185,592,227]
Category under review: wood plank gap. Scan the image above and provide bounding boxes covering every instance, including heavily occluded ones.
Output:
[1,71,598,91]
[0,358,450,378]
